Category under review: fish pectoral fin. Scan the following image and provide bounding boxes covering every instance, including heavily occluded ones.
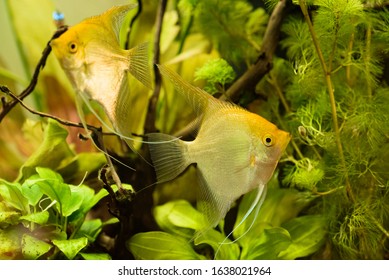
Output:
[147,133,190,183]
[128,42,152,90]
[196,169,234,229]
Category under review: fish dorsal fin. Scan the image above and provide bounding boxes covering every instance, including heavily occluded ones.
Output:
[157,65,216,116]
[101,4,138,43]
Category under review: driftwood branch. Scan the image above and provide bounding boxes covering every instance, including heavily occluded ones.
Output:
[222,0,289,102]
[144,0,168,133]
[124,0,143,50]
[0,26,68,122]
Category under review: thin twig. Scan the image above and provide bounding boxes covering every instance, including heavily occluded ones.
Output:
[222,0,289,102]
[1,85,87,129]
[144,0,167,133]
[0,26,68,122]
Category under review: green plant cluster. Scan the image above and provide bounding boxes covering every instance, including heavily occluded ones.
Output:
[129,179,326,260]
[1,0,388,260]
[0,120,116,259]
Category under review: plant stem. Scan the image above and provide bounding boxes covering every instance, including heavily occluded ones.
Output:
[346,32,355,87]
[124,0,142,50]
[299,0,355,203]
[364,23,372,99]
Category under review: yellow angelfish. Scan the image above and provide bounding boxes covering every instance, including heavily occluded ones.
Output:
[148,65,291,230]
[50,4,151,142]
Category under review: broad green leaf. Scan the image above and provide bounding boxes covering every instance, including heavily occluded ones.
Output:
[57,152,106,183]
[128,231,206,260]
[0,202,20,227]
[80,252,112,260]
[21,178,44,206]
[278,215,327,259]
[240,227,292,260]
[68,185,108,223]
[0,180,29,214]
[52,237,88,260]
[22,234,52,260]
[33,168,83,217]
[103,217,120,226]
[17,119,75,181]
[36,167,64,182]
[74,219,103,242]
[0,228,22,259]
[194,229,240,260]
[154,200,205,239]
[33,177,70,216]
[19,211,49,225]
[233,185,314,247]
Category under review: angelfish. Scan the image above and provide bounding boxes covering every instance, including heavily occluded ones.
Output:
[50,4,151,146]
[148,65,291,230]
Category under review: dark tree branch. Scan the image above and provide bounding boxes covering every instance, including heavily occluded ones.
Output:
[144,0,168,133]
[0,26,68,122]
[222,0,289,102]
[124,0,143,50]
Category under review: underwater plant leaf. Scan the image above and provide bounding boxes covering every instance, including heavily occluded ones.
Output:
[194,0,255,65]
[67,186,108,223]
[0,228,22,259]
[52,237,88,260]
[74,219,103,242]
[160,10,180,54]
[32,167,83,217]
[128,231,206,260]
[21,234,52,260]
[57,152,106,183]
[80,252,112,260]
[278,215,327,259]
[240,227,292,260]
[0,180,29,214]
[19,211,49,225]
[20,178,44,207]
[0,202,20,227]
[154,200,205,239]
[194,58,236,94]
[194,228,240,260]
[233,184,314,247]
[17,119,75,181]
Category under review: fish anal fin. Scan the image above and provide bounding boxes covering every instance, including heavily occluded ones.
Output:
[148,133,190,183]
[196,168,234,229]
[128,42,152,89]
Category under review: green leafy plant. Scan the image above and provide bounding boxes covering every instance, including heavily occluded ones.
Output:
[194,58,236,95]
[1,0,388,260]
[0,120,117,259]
[0,166,115,259]
[128,179,327,260]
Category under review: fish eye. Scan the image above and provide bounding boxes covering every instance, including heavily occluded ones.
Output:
[263,134,274,147]
[68,41,78,53]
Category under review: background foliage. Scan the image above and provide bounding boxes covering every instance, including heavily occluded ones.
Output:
[0,0,388,259]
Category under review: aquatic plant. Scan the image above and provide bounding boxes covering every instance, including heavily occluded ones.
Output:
[0,0,388,259]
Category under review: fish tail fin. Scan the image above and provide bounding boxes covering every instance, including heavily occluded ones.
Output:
[128,42,152,89]
[147,133,190,183]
